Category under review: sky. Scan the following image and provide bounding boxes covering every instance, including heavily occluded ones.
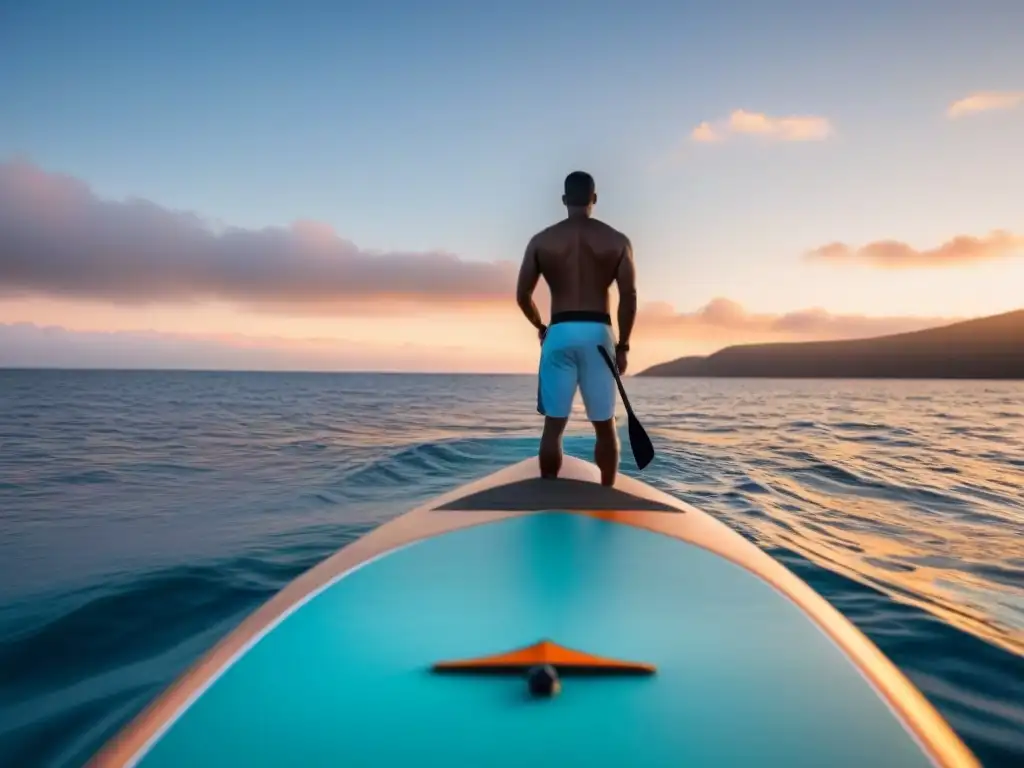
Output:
[1,0,1023,372]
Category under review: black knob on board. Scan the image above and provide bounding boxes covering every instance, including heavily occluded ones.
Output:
[526,664,561,697]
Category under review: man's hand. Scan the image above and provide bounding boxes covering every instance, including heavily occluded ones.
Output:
[616,346,628,374]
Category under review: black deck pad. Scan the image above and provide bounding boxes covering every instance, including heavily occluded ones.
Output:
[435,477,681,512]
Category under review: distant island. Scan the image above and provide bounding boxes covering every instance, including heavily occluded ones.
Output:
[638,309,1024,379]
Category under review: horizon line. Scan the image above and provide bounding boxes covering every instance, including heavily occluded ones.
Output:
[2,367,1021,383]
[0,365,565,377]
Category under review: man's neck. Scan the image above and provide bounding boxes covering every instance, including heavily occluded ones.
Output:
[566,208,590,220]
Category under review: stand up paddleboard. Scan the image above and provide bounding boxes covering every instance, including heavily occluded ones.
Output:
[90,456,978,767]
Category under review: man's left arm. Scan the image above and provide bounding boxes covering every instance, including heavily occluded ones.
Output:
[516,237,546,336]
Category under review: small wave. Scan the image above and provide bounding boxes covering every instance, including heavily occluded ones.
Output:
[47,469,120,485]
[785,419,819,429]
[864,556,918,574]
[1,565,268,695]
[800,461,870,487]
[734,479,771,494]
[834,421,890,431]
[117,461,214,476]
[695,425,738,434]
[337,435,553,492]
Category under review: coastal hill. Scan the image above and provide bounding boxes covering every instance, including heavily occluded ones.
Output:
[637,309,1024,379]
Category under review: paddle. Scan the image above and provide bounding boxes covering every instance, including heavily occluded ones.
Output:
[596,345,655,470]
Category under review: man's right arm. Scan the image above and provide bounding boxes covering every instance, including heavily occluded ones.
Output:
[615,237,637,348]
[516,235,546,334]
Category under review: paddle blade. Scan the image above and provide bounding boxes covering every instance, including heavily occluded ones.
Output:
[595,345,655,471]
[627,411,655,470]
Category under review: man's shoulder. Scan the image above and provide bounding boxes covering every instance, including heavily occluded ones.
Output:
[529,218,631,248]
[528,221,566,247]
[589,218,631,248]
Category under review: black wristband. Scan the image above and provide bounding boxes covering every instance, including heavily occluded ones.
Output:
[616,341,630,352]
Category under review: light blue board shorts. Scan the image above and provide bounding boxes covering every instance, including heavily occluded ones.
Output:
[537,313,617,422]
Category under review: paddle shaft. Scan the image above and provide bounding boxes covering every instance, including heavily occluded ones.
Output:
[597,345,655,469]
[597,346,636,417]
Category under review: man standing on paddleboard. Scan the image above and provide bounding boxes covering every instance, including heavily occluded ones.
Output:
[516,170,637,486]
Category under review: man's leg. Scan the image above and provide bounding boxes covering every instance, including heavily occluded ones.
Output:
[578,337,619,486]
[540,416,569,479]
[537,339,575,479]
[592,417,619,486]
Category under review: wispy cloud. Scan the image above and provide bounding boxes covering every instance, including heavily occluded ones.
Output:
[690,121,722,143]
[690,109,833,144]
[947,91,1024,118]
[0,160,517,313]
[805,230,1024,269]
[637,298,954,340]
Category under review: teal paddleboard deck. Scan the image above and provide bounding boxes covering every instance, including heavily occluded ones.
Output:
[91,457,978,767]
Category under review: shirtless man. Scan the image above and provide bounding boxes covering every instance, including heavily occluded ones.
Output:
[515,170,637,486]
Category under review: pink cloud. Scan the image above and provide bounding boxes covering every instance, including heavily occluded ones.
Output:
[636,298,956,340]
[947,91,1024,118]
[690,109,833,144]
[805,230,1024,268]
[0,159,518,312]
[690,121,722,143]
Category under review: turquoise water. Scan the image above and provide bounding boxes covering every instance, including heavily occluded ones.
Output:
[0,370,1021,766]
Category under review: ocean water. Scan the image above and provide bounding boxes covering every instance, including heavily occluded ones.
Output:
[0,370,1022,767]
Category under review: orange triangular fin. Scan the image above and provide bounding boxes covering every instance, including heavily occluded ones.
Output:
[432,639,655,675]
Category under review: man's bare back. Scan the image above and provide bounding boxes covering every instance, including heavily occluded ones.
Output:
[531,217,633,317]
[516,215,637,371]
